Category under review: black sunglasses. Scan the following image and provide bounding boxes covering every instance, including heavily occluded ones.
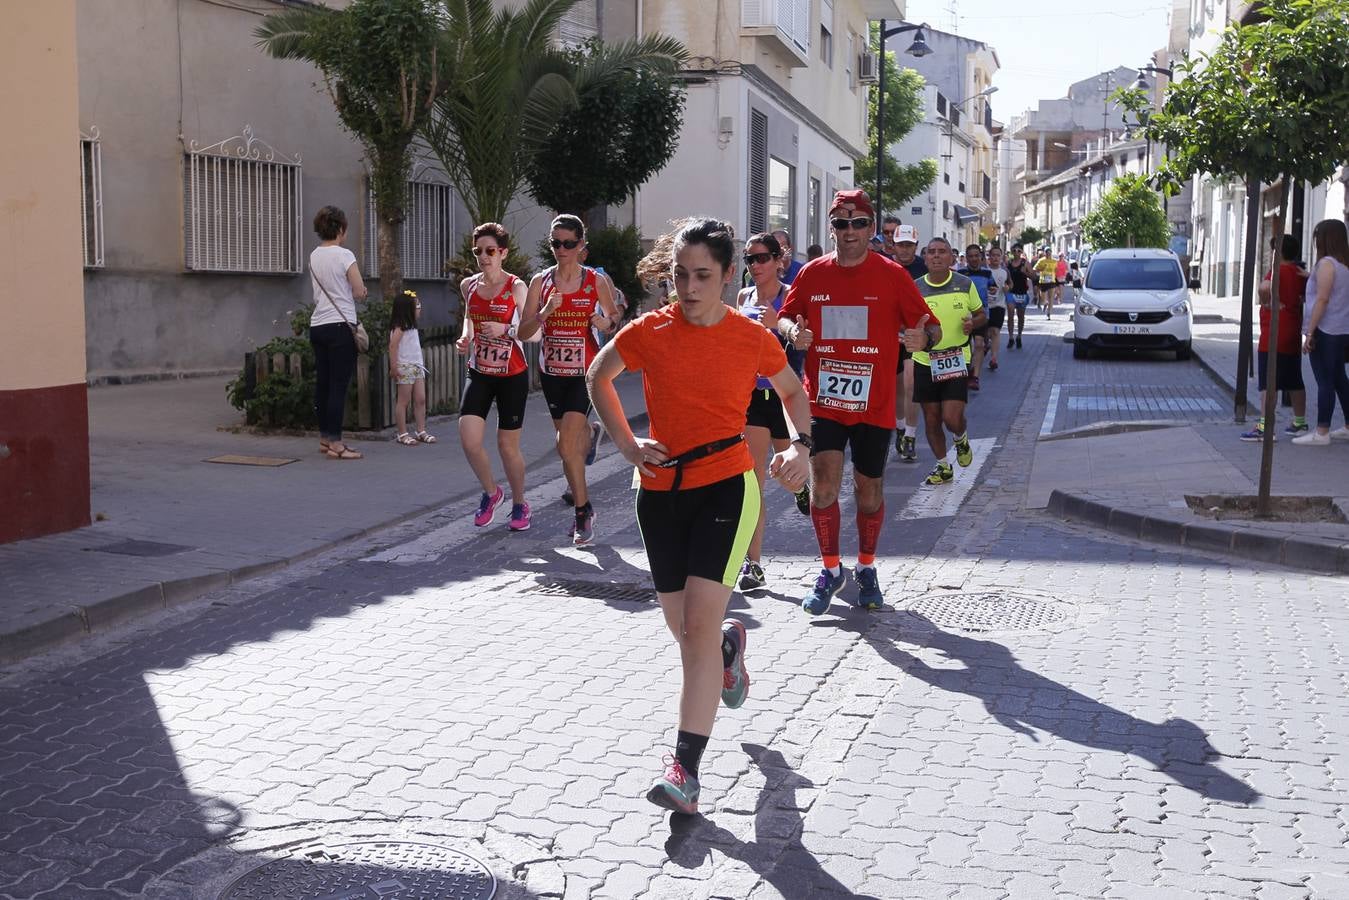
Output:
[550,238,581,250]
[743,252,778,265]
[831,216,872,231]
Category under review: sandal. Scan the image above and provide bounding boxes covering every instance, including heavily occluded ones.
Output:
[395,432,418,446]
[326,444,363,460]
[319,440,331,455]
[415,431,437,444]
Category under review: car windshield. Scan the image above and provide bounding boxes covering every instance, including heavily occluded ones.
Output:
[1086,258,1183,291]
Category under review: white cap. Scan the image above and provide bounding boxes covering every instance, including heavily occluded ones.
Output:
[896,225,919,244]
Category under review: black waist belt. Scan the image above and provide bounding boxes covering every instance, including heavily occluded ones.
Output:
[655,434,745,490]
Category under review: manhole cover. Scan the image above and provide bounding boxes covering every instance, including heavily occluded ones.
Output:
[905,591,1071,633]
[220,840,495,899]
[88,539,195,557]
[532,577,652,602]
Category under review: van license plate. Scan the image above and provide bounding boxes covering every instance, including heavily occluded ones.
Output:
[1113,325,1151,335]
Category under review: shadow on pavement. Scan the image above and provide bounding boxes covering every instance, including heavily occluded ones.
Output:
[817,612,1258,805]
[664,744,879,900]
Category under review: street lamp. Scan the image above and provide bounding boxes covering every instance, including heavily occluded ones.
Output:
[1133,64,1175,92]
[875,21,932,221]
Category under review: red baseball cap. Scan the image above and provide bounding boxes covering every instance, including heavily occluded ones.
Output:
[830,189,875,219]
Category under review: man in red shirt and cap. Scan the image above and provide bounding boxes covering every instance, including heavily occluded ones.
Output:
[779,190,939,615]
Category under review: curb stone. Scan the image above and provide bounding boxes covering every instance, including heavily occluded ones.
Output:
[0,412,649,667]
[1046,489,1349,575]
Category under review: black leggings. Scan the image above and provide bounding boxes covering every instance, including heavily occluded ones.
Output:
[310,323,357,441]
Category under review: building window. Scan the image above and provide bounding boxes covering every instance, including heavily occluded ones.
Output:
[820,24,833,67]
[557,0,598,48]
[808,175,822,248]
[846,32,855,88]
[183,125,302,274]
[747,109,769,234]
[365,172,455,281]
[80,128,104,269]
[768,157,795,237]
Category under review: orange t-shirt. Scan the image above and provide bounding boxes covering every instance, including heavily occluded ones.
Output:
[615,304,789,491]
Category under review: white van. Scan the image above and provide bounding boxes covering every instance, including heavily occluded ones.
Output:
[1073,248,1195,360]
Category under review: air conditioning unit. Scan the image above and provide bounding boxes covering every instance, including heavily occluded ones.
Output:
[857,52,879,84]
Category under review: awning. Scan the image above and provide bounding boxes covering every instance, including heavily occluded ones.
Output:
[953,204,980,226]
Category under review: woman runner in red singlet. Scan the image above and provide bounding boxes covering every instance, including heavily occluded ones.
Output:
[456,223,532,531]
[519,215,618,545]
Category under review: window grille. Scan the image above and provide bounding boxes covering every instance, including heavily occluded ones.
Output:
[183,125,302,274]
[80,128,104,269]
[747,110,770,235]
[365,169,455,281]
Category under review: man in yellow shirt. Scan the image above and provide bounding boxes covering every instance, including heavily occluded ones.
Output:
[911,238,987,485]
[1033,247,1059,316]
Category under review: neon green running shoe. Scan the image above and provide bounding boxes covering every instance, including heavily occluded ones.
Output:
[955,434,973,467]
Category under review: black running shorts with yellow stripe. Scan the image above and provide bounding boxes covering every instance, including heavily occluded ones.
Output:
[636,470,761,594]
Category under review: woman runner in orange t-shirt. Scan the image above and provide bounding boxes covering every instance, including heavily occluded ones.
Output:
[586,218,812,815]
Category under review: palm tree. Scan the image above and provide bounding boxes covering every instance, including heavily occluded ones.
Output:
[422,0,687,227]
[256,0,447,300]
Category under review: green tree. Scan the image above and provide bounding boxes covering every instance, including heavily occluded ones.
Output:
[525,40,686,223]
[1120,0,1349,516]
[854,29,937,212]
[1018,226,1045,246]
[256,0,446,300]
[1079,175,1171,250]
[421,0,686,227]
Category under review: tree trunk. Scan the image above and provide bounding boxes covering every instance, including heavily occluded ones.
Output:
[1235,176,1261,422]
[1256,178,1291,518]
[376,213,403,301]
[371,148,409,302]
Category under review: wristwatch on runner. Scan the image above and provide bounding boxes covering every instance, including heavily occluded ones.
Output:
[793,434,814,452]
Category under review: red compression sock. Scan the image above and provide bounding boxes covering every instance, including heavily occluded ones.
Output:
[811,501,841,571]
[856,503,885,566]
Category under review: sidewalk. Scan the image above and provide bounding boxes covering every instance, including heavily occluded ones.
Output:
[1038,292,1349,573]
[0,373,648,664]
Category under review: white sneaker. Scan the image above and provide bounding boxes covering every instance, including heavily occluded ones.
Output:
[1291,430,1331,446]
[1330,426,1349,441]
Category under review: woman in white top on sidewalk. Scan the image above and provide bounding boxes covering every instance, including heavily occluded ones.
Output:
[308,205,368,460]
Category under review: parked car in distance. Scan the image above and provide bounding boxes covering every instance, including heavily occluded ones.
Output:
[1073,248,1197,360]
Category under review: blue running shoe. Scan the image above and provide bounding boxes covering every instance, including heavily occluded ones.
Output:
[854,566,884,610]
[646,758,700,815]
[1283,421,1309,436]
[802,568,846,616]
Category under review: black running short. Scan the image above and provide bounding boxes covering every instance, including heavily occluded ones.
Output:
[541,372,591,420]
[810,417,892,479]
[987,306,1006,330]
[637,471,761,594]
[1256,350,1306,393]
[461,369,528,430]
[745,387,790,440]
[912,362,969,405]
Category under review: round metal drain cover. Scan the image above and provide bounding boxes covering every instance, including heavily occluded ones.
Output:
[220,840,496,900]
[906,591,1071,633]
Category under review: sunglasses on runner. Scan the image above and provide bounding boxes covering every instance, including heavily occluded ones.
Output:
[471,246,501,257]
[830,216,872,231]
[550,238,582,250]
[743,252,778,265]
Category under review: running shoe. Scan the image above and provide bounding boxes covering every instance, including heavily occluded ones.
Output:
[646,757,700,815]
[474,486,504,527]
[900,435,917,463]
[969,377,981,392]
[794,485,812,516]
[955,434,973,467]
[1015,336,1023,348]
[989,360,999,371]
[573,506,595,545]
[853,566,883,610]
[737,559,766,592]
[802,568,847,616]
[1283,421,1310,436]
[925,462,954,485]
[721,619,749,709]
[1239,427,1268,442]
[508,502,531,531]
[561,489,574,506]
[585,421,603,465]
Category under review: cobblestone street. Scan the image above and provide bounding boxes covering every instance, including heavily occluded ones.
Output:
[3,325,1348,899]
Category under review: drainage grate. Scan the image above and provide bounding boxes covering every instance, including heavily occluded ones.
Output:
[219,840,495,899]
[88,539,196,557]
[905,591,1072,633]
[532,577,652,603]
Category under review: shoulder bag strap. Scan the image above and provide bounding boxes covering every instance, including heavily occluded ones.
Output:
[312,269,354,329]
